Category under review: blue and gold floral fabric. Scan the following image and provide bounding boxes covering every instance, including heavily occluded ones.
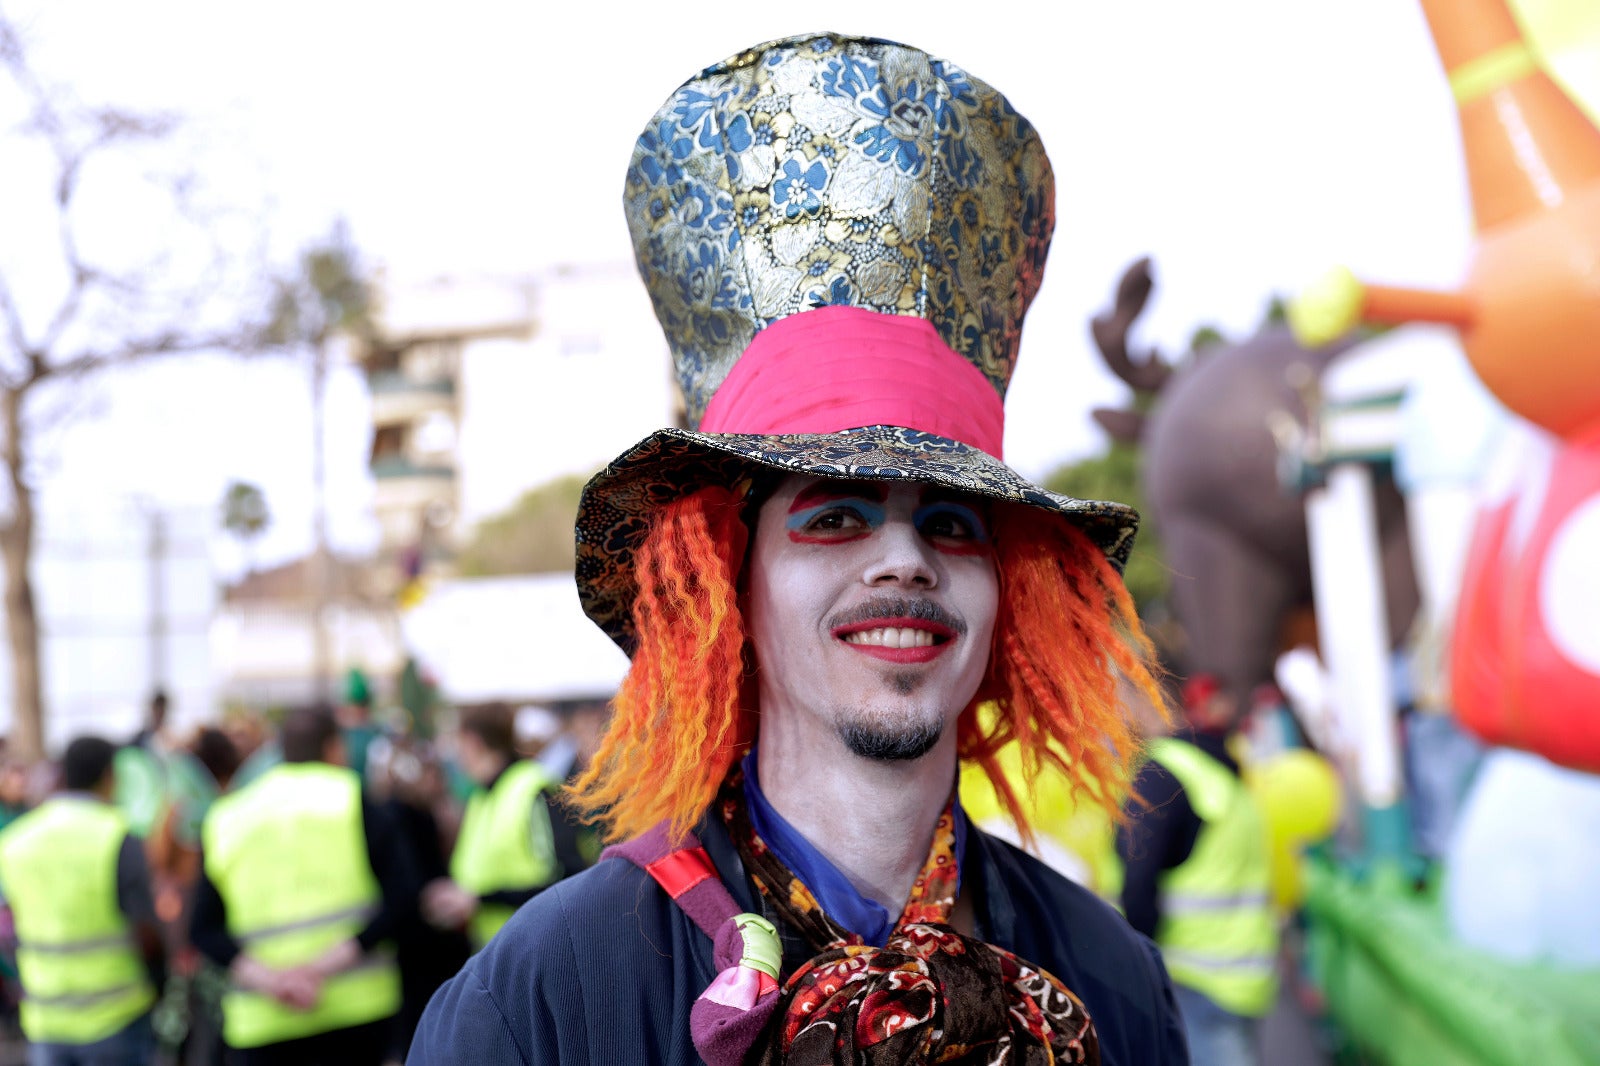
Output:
[623,32,1055,427]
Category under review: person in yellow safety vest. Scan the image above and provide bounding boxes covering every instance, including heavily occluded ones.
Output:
[534,699,612,872]
[1116,674,1279,1066]
[422,704,570,949]
[0,736,166,1065]
[188,705,420,1066]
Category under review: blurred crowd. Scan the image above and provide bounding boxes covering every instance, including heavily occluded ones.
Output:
[0,672,609,1066]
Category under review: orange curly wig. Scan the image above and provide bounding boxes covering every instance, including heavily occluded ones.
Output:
[570,485,1165,844]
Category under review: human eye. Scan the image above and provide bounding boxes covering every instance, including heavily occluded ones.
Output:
[915,501,990,548]
[785,500,882,543]
[808,506,868,533]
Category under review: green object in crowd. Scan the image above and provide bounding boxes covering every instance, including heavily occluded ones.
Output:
[1303,858,1600,1066]
[398,657,439,739]
[0,802,27,834]
[231,742,281,791]
[444,759,475,804]
[164,751,221,850]
[113,746,168,838]
[345,667,372,707]
[343,724,379,782]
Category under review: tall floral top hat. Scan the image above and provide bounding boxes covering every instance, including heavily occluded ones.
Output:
[579,31,1140,651]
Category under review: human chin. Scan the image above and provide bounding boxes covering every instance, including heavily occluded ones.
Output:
[834,704,945,762]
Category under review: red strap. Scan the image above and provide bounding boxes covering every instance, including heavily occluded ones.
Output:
[645,846,717,899]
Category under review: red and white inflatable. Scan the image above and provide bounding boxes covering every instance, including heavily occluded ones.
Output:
[1451,423,1600,772]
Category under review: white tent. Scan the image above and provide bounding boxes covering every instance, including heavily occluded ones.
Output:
[398,573,630,705]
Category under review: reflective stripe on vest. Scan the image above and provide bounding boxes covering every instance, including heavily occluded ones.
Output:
[1145,738,1280,1018]
[450,760,559,947]
[234,904,378,946]
[1158,947,1278,978]
[0,797,155,1044]
[14,932,135,955]
[1164,889,1272,916]
[202,763,399,1048]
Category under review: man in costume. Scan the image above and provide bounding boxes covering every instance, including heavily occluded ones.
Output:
[412,32,1186,1065]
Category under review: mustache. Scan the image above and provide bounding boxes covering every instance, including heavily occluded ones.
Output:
[826,595,967,636]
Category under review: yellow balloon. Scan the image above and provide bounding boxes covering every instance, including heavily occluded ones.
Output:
[1243,750,1342,910]
[1250,749,1343,846]
[958,703,1121,897]
[1268,838,1306,911]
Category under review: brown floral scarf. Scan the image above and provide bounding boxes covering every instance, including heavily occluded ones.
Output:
[718,776,1100,1065]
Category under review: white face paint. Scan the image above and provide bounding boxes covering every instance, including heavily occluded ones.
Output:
[746,474,1000,762]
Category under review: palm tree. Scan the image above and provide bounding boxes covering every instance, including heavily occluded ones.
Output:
[263,222,375,700]
[219,480,271,576]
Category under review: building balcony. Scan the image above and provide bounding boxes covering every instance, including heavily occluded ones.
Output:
[371,456,455,481]
[371,460,457,553]
[369,371,455,395]
[368,372,456,427]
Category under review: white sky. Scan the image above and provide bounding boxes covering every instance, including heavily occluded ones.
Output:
[2,0,1476,572]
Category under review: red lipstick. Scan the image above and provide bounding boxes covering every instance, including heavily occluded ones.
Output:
[831,617,956,664]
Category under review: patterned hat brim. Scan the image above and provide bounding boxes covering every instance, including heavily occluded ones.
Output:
[576,425,1139,653]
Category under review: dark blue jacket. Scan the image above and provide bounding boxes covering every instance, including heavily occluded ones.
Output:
[410,813,1187,1064]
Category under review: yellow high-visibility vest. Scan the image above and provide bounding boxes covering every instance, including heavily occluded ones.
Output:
[450,759,559,947]
[203,762,400,1048]
[1144,737,1280,1017]
[0,797,155,1043]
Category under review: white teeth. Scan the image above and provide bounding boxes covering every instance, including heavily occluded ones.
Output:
[842,627,936,648]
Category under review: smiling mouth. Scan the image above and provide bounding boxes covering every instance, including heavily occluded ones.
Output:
[841,627,938,648]
[832,619,955,663]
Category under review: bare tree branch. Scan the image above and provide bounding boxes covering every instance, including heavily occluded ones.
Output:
[0,272,30,366]
[35,214,89,356]
[0,2,267,759]
[0,14,70,162]
[0,12,19,66]
[45,327,259,385]
[22,375,107,438]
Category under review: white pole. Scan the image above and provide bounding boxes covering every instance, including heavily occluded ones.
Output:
[1305,463,1402,807]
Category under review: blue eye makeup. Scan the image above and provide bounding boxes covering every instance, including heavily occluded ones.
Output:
[914,501,991,551]
[786,498,887,543]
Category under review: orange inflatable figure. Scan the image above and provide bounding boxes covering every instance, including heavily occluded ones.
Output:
[1291,0,1600,772]
[1294,0,1600,439]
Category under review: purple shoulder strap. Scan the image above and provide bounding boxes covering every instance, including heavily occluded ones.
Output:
[602,822,743,940]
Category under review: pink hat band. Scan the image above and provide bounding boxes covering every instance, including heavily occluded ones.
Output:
[698,306,1006,459]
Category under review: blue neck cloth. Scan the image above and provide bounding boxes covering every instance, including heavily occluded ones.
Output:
[739,747,967,948]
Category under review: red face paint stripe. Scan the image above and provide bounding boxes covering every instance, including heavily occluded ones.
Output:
[932,542,993,557]
[787,531,871,545]
[787,482,888,513]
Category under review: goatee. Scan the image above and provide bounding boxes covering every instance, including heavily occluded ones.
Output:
[839,718,943,762]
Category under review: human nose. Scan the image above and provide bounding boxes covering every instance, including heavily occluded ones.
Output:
[863,518,938,588]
